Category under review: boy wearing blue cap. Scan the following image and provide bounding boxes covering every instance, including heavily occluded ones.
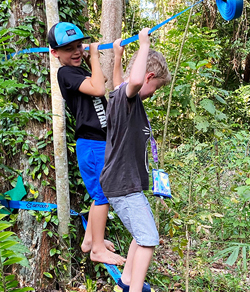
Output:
[48,22,125,266]
[100,28,171,291]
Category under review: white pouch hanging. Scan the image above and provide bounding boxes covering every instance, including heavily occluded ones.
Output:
[152,169,172,199]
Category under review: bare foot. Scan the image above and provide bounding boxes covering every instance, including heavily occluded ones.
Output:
[81,239,115,253]
[104,239,115,252]
[90,249,126,265]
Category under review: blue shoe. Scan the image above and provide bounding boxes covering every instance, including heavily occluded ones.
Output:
[114,278,155,292]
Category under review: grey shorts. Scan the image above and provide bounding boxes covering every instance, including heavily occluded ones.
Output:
[108,192,159,247]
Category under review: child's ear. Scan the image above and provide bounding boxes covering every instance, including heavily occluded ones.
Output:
[145,72,155,83]
[51,49,59,58]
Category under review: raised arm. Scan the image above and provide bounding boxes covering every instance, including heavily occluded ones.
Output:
[79,42,105,96]
[113,38,125,89]
[126,28,150,98]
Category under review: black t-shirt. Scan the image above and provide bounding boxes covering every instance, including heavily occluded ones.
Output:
[57,66,107,141]
[100,83,150,198]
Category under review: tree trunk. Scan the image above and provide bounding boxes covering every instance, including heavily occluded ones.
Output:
[7,0,56,289]
[100,0,123,91]
[45,0,71,287]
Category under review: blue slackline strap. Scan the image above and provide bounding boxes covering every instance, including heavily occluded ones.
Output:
[2,47,49,60]
[0,199,122,283]
[0,199,78,215]
[3,0,243,60]
[216,0,243,21]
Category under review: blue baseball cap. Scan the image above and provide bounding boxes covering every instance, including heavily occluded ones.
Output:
[48,22,90,49]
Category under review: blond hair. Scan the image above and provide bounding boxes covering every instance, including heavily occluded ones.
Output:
[124,49,171,85]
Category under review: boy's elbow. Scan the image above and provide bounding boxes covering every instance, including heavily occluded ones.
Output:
[95,86,105,96]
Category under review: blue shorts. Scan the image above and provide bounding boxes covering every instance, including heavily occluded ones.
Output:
[108,192,159,246]
[76,138,108,205]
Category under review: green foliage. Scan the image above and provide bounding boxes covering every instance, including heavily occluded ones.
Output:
[211,242,250,270]
[58,0,89,37]
[150,129,250,290]
[85,277,96,292]
[0,206,34,292]
[0,0,11,26]
[189,269,249,292]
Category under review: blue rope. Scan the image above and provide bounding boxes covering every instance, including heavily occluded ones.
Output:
[0,199,122,283]
[1,0,243,60]
[3,47,49,60]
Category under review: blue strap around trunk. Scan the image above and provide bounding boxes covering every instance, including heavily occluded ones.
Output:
[0,199,122,283]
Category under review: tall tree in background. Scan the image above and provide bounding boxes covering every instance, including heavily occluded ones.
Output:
[100,0,123,91]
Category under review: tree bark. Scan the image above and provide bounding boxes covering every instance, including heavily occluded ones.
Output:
[7,0,56,289]
[100,0,123,91]
[45,0,71,287]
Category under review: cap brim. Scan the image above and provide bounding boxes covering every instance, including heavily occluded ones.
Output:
[54,36,90,48]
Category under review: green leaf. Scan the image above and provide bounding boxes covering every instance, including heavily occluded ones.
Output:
[10,28,31,37]
[190,99,196,113]
[11,288,34,292]
[49,248,57,256]
[200,99,216,114]
[0,222,12,231]
[5,274,15,282]
[0,214,8,220]
[34,38,40,47]
[40,154,47,163]
[196,60,209,68]
[43,166,49,176]
[0,240,18,249]
[172,219,183,226]
[3,257,24,265]
[236,185,250,201]
[0,231,15,241]
[182,61,196,70]
[215,110,227,121]
[43,272,53,279]
[28,157,33,165]
[215,94,227,104]
[6,280,18,289]
[1,250,16,258]
[194,116,210,132]
[225,247,239,266]
[211,246,236,261]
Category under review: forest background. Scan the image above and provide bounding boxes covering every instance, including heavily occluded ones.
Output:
[0,0,250,292]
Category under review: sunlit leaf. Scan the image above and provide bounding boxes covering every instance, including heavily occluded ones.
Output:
[225,247,240,266]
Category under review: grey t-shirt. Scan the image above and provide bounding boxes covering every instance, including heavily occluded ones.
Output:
[100,83,150,198]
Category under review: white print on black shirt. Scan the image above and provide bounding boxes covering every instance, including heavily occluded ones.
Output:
[142,126,150,173]
[92,97,107,128]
